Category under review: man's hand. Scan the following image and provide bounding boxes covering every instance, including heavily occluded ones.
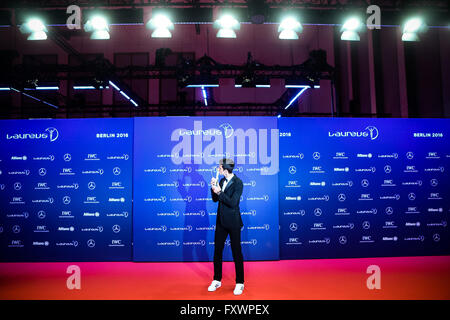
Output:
[212,185,221,194]
[211,177,218,187]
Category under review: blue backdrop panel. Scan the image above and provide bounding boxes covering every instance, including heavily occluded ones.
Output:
[133,117,279,261]
[0,118,133,261]
[279,118,450,259]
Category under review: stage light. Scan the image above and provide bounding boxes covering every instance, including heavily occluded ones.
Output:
[146,14,174,38]
[201,86,208,106]
[10,87,58,109]
[278,17,303,40]
[20,18,47,40]
[84,15,110,40]
[402,17,427,42]
[235,75,270,88]
[108,80,139,107]
[185,75,219,88]
[214,14,240,38]
[341,17,363,41]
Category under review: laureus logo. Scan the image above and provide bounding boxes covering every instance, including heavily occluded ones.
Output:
[6,127,59,142]
[328,125,379,140]
[219,123,234,139]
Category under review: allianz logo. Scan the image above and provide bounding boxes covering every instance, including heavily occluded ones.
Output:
[328,126,379,140]
[357,153,373,158]
[58,226,75,232]
[285,196,301,201]
[32,241,49,246]
[108,197,126,203]
[83,212,100,217]
[310,181,326,186]
[6,127,59,142]
[11,155,28,160]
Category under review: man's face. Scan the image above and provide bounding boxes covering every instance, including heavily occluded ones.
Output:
[218,165,225,176]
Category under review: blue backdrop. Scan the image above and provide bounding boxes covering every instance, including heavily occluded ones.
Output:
[0,117,448,262]
[279,118,449,259]
[133,117,280,261]
[0,118,133,261]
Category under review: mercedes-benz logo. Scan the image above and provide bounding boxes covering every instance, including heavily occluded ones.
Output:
[313,152,320,160]
[408,193,416,201]
[289,166,297,175]
[112,225,121,233]
[338,194,346,202]
[88,181,96,190]
[87,239,95,248]
[314,208,322,216]
[113,167,121,175]
[385,207,394,215]
[362,221,370,230]
[63,196,71,205]
[339,236,347,245]
[361,179,369,187]
[64,153,72,162]
[433,234,440,242]
[38,168,47,176]
[384,165,392,173]
[430,179,438,187]
[38,210,46,219]
[14,182,22,190]
[12,225,21,233]
[406,152,414,160]
[289,223,298,232]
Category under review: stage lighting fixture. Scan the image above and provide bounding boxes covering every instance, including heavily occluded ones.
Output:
[341,17,363,41]
[278,17,303,40]
[20,18,47,40]
[214,14,240,38]
[84,15,110,40]
[235,75,270,88]
[108,80,139,107]
[201,86,208,106]
[185,75,219,88]
[146,14,174,38]
[402,17,427,42]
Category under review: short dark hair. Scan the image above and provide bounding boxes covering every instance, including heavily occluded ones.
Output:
[219,158,235,173]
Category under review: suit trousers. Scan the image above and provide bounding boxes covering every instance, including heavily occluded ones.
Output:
[213,218,244,284]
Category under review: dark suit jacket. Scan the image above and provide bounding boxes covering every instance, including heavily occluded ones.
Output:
[212,174,244,229]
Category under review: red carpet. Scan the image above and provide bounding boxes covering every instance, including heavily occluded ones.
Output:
[1,256,449,300]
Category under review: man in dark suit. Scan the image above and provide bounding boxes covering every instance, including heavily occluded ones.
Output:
[208,158,245,295]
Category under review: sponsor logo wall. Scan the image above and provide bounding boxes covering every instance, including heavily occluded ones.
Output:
[279,118,449,259]
[133,117,279,261]
[0,118,133,261]
[1,117,448,262]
